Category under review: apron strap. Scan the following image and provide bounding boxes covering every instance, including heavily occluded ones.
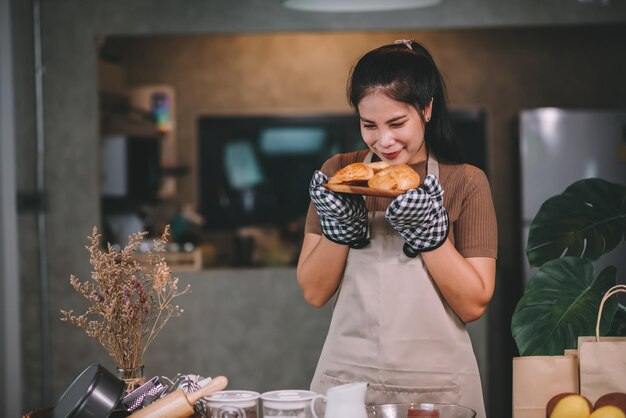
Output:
[427,152,440,178]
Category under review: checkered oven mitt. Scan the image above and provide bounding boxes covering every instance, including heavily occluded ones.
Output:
[385,174,449,257]
[309,170,369,248]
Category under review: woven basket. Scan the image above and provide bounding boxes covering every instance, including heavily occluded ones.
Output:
[22,406,53,418]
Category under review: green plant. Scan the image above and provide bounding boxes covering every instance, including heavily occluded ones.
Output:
[511,178,626,356]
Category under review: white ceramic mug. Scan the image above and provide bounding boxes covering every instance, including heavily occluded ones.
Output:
[309,382,368,418]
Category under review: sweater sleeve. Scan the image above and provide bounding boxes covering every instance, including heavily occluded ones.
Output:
[452,166,498,259]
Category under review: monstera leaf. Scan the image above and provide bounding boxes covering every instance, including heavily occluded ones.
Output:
[609,304,626,336]
[526,178,626,267]
[512,257,617,356]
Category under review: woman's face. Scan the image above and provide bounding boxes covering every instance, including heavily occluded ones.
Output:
[357,92,432,165]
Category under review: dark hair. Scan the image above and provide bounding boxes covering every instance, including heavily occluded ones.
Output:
[347,40,464,164]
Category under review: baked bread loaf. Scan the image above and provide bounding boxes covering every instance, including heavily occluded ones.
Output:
[368,164,420,191]
[367,161,391,172]
[327,161,419,192]
[327,161,392,184]
[327,162,374,184]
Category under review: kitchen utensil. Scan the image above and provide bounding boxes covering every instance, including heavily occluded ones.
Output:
[261,390,317,417]
[323,183,404,198]
[366,402,476,418]
[53,363,125,418]
[128,375,228,418]
[123,376,167,412]
[310,382,368,418]
[173,374,213,418]
[205,390,260,418]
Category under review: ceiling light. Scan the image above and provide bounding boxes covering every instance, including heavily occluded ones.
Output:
[282,0,441,12]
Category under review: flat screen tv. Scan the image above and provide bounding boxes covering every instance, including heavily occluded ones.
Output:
[197,111,486,230]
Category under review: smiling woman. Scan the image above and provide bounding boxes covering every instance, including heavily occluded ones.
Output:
[298,40,497,418]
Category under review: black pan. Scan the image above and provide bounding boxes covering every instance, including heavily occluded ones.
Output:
[54,363,126,418]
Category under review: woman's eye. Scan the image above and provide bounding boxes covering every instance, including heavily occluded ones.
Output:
[390,122,404,128]
[363,124,376,130]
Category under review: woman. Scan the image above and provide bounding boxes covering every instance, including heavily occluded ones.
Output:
[296,40,497,418]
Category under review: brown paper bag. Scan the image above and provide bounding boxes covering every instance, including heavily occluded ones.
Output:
[512,354,579,418]
[579,284,626,405]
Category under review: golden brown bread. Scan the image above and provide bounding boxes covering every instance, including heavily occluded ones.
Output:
[390,164,421,190]
[327,162,374,184]
[327,161,419,192]
[367,168,396,189]
[368,164,420,191]
[366,161,391,172]
[327,161,391,184]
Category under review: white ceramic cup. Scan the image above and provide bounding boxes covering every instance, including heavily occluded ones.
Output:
[261,390,318,417]
[205,390,260,418]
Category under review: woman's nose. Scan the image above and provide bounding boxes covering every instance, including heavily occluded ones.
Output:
[378,129,395,147]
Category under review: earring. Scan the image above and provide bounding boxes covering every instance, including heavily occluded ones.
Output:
[425,116,431,122]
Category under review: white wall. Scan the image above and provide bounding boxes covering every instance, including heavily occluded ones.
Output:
[0,0,23,415]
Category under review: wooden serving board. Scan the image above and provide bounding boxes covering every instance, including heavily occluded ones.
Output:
[324,183,404,198]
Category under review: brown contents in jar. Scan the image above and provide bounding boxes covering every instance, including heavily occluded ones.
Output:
[407,408,440,417]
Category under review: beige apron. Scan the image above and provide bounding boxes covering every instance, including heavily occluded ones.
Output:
[310,153,486,418]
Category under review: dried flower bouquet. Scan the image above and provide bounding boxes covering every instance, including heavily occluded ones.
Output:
[61,226,190,385]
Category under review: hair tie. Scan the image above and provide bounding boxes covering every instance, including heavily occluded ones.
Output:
[394,39,414,50]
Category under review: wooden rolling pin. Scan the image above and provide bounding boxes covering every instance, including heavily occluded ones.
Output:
[129,375,228,418]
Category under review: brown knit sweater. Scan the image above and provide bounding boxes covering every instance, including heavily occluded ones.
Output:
[305,149,498,259]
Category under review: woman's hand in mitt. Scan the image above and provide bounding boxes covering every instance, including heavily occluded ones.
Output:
[309,170,369,248]
[385,174,449,257]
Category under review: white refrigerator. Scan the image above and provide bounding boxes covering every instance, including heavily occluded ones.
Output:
[519,108,626,283]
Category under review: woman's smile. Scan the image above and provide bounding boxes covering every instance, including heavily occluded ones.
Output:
[382,150,402,160]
